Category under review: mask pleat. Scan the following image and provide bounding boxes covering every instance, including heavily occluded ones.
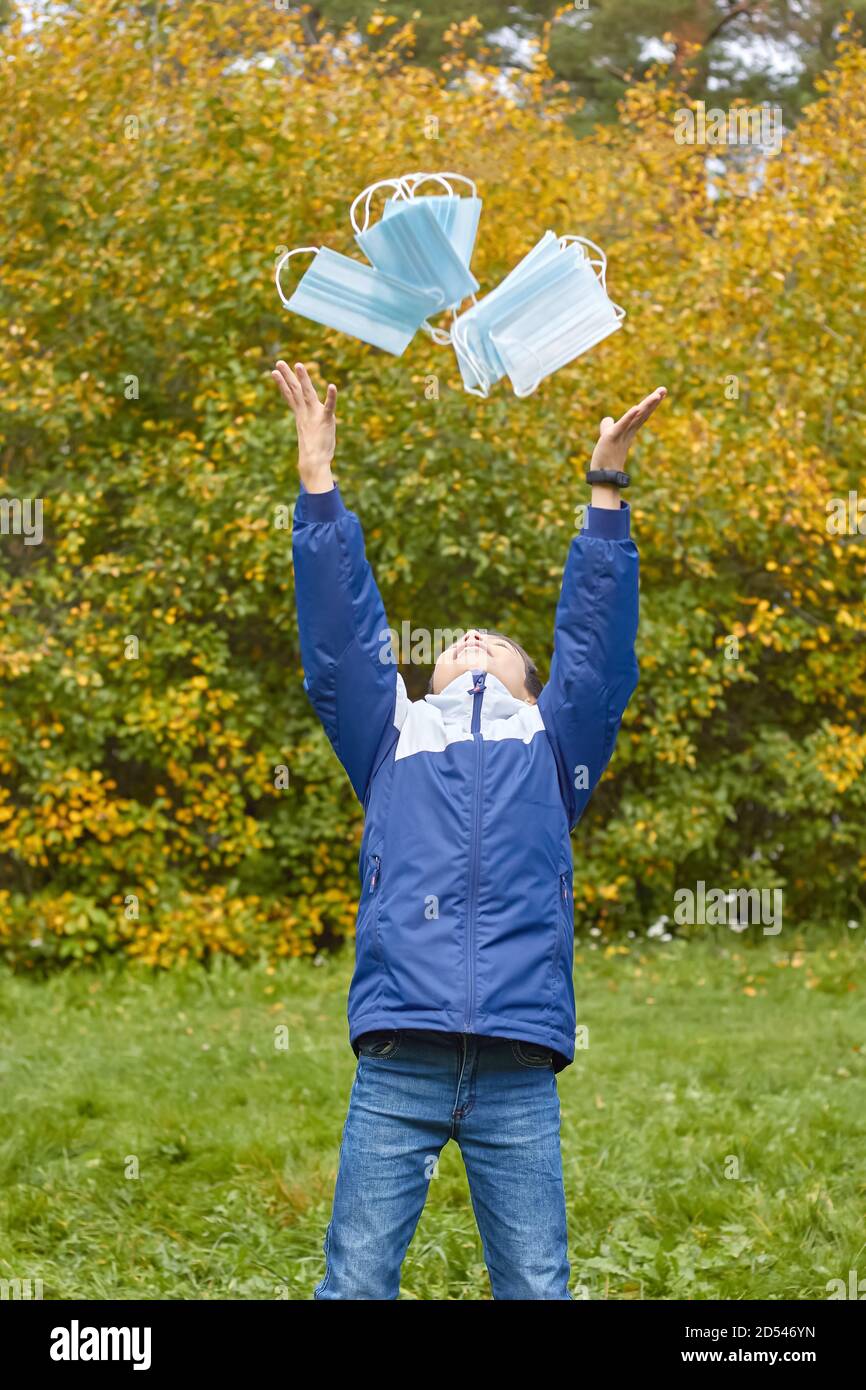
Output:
[357,199,479,311]
[288,247,441,356]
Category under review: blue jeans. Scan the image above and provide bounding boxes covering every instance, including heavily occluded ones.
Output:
[314,1028,573,1300]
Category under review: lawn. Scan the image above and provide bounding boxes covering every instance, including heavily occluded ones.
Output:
[0,931,863,1300]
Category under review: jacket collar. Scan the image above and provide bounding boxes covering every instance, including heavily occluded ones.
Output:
[424,670,528,724]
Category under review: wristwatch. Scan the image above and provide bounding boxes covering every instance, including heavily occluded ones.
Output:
[586,468,630,488]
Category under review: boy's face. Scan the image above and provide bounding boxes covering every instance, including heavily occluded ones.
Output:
[430,630,535,702]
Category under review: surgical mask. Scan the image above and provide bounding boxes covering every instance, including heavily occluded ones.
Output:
[351,175,479,321]
[381,171,482,271]
[489,237,625,397]
[449,230,562,397]
[275,244,441,357]
[451,234,624,397]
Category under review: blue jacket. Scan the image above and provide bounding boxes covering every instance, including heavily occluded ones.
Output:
[292,484,639,1071]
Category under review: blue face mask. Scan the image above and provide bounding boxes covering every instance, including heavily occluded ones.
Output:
[449,230,562,396]
[381,171,482,271]
[275,245,441,357]
[450,234,625,397]
[351,176,479,316]
[488,237,625,397]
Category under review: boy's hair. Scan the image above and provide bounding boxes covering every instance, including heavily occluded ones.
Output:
[427,630,543,700]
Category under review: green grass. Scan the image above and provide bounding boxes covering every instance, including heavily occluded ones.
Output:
[1,931,864,1299]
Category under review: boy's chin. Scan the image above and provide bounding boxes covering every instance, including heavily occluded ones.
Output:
[433,657,490,690]
[454,652,489,669]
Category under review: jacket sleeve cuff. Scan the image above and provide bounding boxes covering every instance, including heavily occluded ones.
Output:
[297,483,346,522]
[585,499,630,540]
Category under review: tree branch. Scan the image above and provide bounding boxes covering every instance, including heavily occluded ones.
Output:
[703,1,763,50]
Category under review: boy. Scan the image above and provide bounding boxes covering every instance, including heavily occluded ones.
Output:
[272,360,666,1299]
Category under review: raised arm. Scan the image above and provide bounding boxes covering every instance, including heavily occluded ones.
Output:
[272,360,405,805]
[539,388,666,829]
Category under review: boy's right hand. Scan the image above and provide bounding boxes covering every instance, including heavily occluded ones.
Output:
[271,360,337,493]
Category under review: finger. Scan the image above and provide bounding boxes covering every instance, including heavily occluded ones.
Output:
[637,385,667,415]
[631,386,667,418]
[294,361,319,407]
[273,360,302,404]
[599,415,615,433]
[323,383,337,417]
[626,386,667,434]
[271,367,300,411]
[609,405,641,439]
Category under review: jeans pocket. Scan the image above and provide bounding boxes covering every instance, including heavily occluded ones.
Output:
[511,1038,554,1069]
[357,1029,401,1059]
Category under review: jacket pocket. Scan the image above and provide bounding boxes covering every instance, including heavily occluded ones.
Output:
[552,872,572,982]
[366,853,384,964]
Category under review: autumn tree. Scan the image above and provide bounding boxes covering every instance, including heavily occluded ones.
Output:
[290,1,866,127]
[0,1,863,966]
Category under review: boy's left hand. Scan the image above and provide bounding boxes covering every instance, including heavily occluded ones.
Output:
[590,387,667,474]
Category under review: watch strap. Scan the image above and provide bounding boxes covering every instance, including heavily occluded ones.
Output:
[586,468,630,488]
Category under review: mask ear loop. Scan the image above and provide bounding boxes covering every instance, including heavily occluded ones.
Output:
[559,234,626,320]
[559,233,624,309]
[509,337,544,398]
[425,286,479,346]
[400,171,452,197]
[490,316,551,398]
[417,285,449,341]
[350,177,413,235]
[422,290,468,345]
[275,246,319,308]
[400,171,477,199]
[559,233,607,281]
[423,320,455,345]
[434,172,478,197]
[450,314,492,397]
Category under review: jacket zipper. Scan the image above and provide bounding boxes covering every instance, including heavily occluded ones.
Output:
[464,672,486,1031]
[368,854,383,962]
[554,872,570,978]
